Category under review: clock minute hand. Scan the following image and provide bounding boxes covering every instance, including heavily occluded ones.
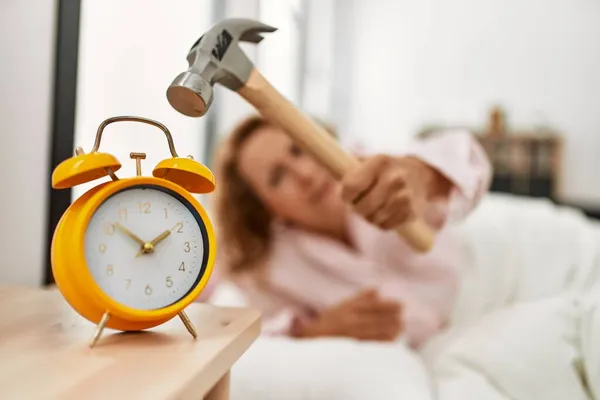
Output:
[114,222,146,246]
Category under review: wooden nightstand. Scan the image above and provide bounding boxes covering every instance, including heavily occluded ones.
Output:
[0,285,261,399]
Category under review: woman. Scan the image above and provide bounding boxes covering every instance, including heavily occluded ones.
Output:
[210,114,492,348]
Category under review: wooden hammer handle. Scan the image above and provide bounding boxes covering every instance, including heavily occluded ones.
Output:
[238,69,435,252]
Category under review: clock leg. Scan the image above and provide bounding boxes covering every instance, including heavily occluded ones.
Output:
[89,311,110,348]
[178,311,198,339]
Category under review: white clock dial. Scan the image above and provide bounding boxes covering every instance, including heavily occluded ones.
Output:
[84,184,209,310]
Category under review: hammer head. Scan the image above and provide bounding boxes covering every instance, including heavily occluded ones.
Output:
[167,18,277,118]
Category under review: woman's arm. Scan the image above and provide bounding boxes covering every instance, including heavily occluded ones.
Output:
[404,129,493,226]
[230,272,319,336]
[341,129,493,233]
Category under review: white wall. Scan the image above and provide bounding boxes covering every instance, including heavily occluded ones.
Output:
[0,0,57,286]
[302,0,335,119]
[258,0,303,105]
[345,0,600,204]
[73,0,214,208]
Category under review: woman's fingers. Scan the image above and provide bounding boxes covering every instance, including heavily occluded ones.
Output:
[340,155,389,204]
[340,155,419,230]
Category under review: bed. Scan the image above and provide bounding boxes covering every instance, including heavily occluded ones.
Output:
[207,193,600,399]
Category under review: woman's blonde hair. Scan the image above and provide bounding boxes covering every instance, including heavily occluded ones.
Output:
[212,113,336,277]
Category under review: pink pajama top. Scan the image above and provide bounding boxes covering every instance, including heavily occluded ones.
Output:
[208,130,493,348]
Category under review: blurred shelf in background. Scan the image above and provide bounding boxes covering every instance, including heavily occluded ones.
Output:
[478,133,563,201]
[418,107,563,201]
[418,106,564,201]
[416,106,600,220]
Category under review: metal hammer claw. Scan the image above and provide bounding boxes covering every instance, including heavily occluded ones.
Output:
[166,18,435,252]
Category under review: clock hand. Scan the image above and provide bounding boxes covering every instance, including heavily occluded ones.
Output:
[150,230,172,246]
[114,222,146,246]
[135,224,178,257]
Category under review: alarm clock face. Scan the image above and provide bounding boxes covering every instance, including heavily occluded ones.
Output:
[84,184,210,310]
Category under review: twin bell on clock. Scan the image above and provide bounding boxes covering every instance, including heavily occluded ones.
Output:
[51,115,217,348]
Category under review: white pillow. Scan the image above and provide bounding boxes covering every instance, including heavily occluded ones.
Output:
[231,336,434,400]
[208,283,433,399]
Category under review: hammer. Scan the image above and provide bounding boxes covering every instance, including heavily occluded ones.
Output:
[166,18,435,252]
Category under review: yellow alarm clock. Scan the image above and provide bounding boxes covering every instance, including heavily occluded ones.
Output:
[50,116,216,348]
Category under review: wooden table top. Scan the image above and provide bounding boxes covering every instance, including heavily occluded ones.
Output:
[0,285,261,399]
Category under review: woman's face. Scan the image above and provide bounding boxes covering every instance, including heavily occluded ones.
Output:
[237,124,345,235]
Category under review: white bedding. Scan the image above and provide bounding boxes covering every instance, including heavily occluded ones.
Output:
[424,194,600,400]
[429,293,600,400]
[208,193,600,399]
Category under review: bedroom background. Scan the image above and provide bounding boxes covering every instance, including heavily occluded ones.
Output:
[1,0,599,287]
